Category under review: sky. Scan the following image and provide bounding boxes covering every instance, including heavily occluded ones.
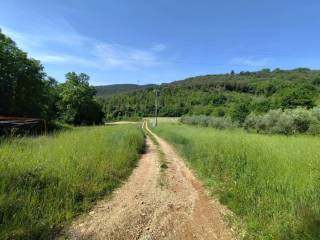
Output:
[1,0,320,85]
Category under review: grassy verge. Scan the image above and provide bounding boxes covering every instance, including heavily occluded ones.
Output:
[152,123,320,240]
[0,125,144,240]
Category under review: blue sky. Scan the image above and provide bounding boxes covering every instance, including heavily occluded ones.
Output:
[1,0,320,85]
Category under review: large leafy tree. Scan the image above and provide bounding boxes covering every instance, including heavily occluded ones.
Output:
[58,72,103,125]
[0,30,49,117]
[42,77,60,120]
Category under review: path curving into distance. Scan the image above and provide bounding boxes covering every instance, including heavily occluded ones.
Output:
[67,121,234,240]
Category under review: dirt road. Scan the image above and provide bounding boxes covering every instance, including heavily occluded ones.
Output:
[67,122,234,240]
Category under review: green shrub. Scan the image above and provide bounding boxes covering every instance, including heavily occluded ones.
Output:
[244,107,320,135]
[273,111,294,134]
[289,108,314,133]
[311,107,320,121]
[308,121,320,135]
[243,113,256,130]
[180,115,235,129]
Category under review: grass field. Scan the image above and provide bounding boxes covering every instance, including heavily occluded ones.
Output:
[146,117,180,124]
[0,125,144,240]
[152,123,320,240]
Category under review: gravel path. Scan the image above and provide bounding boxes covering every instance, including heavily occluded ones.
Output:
[66,122,234,240]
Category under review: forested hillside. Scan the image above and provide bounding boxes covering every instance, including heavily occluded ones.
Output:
[101,69,320,122]
[95,84,156,98]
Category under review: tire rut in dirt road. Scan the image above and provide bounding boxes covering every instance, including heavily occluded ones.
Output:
[145,124,234,240]
[66,123,234,240]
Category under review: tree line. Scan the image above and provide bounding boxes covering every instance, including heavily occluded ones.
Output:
[0,30,103,126]
[101,68,320,124]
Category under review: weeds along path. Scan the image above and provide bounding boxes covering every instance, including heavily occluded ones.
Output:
[67,121,233,240]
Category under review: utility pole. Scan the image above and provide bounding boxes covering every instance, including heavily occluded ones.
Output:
[154,89,160,127]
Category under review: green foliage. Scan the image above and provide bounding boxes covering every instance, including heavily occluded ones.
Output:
[312,77,320,85]
[0,30,54,118]
[180,115,235,129]
[153,123,320,239]
[230,102,251,123]
[278,84,317,109]
[0,30,103,127]
[244,107,320,135]
[57,72,103,125]
[184,107,320,135]
[42,77,60,120]
[101,69,320,121]
[0,125,144,239]
[95,84,156,98]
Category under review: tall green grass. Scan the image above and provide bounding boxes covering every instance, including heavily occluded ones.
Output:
[153,123,320,239]
[0,125,144,240]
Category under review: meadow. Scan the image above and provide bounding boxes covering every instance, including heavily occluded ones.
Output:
[0,125,144,240]
[152,123,320,239]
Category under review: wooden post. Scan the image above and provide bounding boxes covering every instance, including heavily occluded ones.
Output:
[43,120,47,136]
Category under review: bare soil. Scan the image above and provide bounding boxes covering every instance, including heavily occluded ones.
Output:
[66,122,234,240]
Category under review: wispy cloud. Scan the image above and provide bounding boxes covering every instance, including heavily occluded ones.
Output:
[32,54,94,66]
[152,43,167,52]
[0,25,166,72]
[94,43,159,70]
[230,56,271,67]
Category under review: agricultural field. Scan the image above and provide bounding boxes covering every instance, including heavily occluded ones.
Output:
[0,124,144,240]
[152,123,320,239]
[2,3,320,239]
[145,117,180,125]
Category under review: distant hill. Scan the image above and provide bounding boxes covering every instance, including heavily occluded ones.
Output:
[95,84,157,98]
[100,68,320,121]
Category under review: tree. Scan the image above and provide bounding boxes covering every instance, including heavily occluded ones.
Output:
[58,72,103,125]
[42,77,60,120]
[231,102,251,124]
[312,77,320,85]
[278,85,316,109]
[0,30,48,117]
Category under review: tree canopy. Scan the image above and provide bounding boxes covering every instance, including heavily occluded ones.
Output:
[100,68,320,122]
[0,30,48,118]
[58,72,103,125]
[0,30,102,126]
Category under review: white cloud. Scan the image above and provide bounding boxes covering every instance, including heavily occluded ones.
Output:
[0,25,164,71]
[94,43,158,70]
[230,56,271,67]
[33,54,94,66]
[152,43,166,52]
[1,24,87,52]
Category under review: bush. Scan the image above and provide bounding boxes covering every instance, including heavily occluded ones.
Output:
[182,107,320,135]
[180,115,235,129]
[244,107,320,135]
[311,107,320,121]
[243,113,260,130]
[308,121,320,135]
[272,111,294,134]
[289,108,314,133]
